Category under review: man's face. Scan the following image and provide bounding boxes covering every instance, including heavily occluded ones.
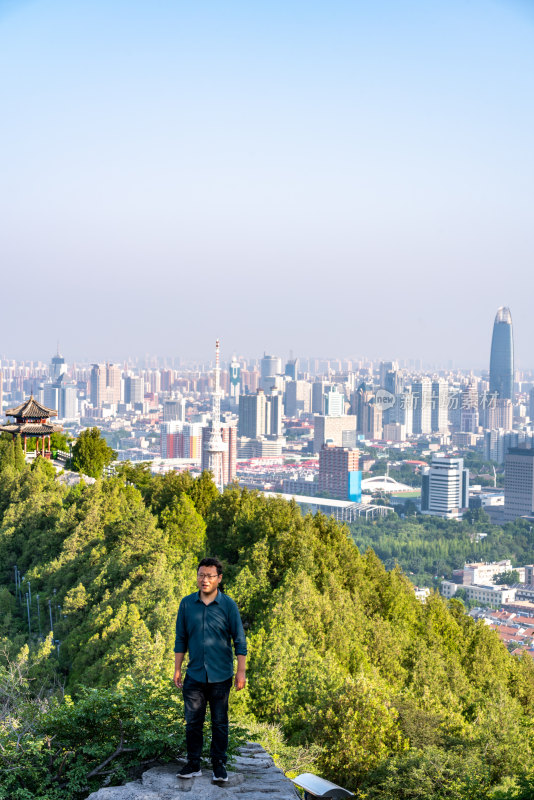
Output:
[197,566,222,593]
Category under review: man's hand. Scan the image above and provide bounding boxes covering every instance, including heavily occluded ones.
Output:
[174,653,185,689]
[234,669,246,691]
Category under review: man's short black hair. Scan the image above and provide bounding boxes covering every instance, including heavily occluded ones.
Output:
[198,557,223,575]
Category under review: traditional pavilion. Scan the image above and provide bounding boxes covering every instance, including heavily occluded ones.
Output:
[0,396,62,458]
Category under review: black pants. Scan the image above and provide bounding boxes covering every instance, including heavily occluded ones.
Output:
[182,674,232,764]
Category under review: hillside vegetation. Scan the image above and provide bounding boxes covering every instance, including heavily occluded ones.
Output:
[349,512,534,588]
[1,448,534,798]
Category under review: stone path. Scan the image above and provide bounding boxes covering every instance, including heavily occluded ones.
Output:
[86,742,299,800]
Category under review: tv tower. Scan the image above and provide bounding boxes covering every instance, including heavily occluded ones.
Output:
[205,339,226,491]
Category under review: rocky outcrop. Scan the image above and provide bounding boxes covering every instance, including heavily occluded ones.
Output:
[86,743,299,800]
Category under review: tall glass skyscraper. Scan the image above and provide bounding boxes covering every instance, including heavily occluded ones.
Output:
[489,307,514,400]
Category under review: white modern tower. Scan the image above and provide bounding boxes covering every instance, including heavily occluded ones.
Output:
[204,339,227,491]
[421,455,469,519]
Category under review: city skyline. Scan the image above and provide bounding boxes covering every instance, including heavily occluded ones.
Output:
[1,2,534,363]
[0,304,532,375]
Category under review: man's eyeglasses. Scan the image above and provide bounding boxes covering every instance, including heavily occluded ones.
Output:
[197,573,219,580]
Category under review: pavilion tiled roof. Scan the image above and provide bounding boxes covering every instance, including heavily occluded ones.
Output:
[5,396,57,419]
[0,423,61,435]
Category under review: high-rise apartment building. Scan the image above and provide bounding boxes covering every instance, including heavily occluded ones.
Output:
[182,423,204,459]
[312,380,330,414]
[379,361,398,388]
[384,369,403,396]
[485,430,534,465]
[163,399,185,422]
[353,382,373,433]
[412,378,432,434]
[383,370,403,425]
[43,384,59,414]
[383,422,406,442]
[352,382,382,439]
[388,389,413,436]
[240,369,260,394]
[486,398,513,431]
[490,306,514,401]
[222,423,237,484]
[484,428,504,464]
[260,354,282,392]
[431,379,449,434]
[238,389,282,439]
[161,421,204,459]
[239,390,268,438]
[106,364,121,405]
[41,351,78,421]
[268,392,283,437]
[149,370,161,395]
[50,350,67,381]
[360,400,383,440]
[421,455,469,519]
[90,364,106,407]
[504,447,534,521]
[90,363,122,407]
[284,359,298,380]
[60,383,78,420]
[160,421,179,458]
[318,445,361,500]
[125,376,144,405]
[313,414,357,453]
[160,369,174,391]
[284,380,311,417]
[459,382,479,433]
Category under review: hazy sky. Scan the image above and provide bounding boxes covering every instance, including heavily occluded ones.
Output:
[1,0,533,367]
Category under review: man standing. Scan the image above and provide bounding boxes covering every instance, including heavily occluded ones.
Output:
[174,557,247,783]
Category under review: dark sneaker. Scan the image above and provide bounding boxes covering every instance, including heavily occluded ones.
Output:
[212,762,228,782]
[177,761,202,778]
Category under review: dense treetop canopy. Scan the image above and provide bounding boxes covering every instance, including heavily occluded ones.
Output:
[1,456,534,799]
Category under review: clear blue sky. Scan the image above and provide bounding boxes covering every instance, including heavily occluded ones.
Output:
[1,0,533,367]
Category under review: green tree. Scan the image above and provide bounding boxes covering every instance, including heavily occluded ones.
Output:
[463,508,491,525]
[495,570,520,585]
[13,436,25,471]
[358,746,492,800]
[2,473,534,797]
[116,461,154,501]
[71,428,116,478]
[0,435,15,472]
[313,675,407,789]
[51,431,71,452]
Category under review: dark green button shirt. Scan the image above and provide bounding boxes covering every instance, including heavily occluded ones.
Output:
[174,590,247,683]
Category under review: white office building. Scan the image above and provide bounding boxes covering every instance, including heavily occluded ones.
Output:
[324,386,344,417]
[421,455,469,519]
[441,581,516,605]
